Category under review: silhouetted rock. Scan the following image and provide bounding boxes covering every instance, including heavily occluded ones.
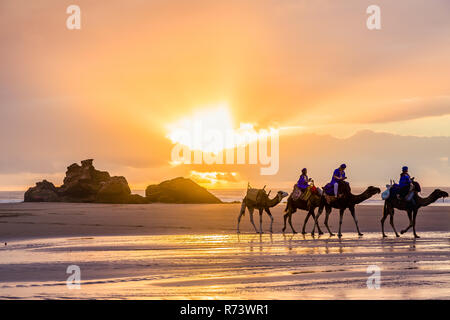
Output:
[24,180,59,202]
[145,177,222,203]
[61,159,111,200]
[24,159,147,204]
[96,176,131,203]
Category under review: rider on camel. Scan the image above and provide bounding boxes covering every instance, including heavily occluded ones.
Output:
[398,166,412,199]
[297,168,311,193]
[331,164,347,197]
[291,168,315,201]
[398,166,417,207]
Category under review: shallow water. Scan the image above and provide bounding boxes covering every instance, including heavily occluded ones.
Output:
[0,232,449,299]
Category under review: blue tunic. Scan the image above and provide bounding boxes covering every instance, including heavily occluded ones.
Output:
[399,174,411,188]
[297,175,309,190]
[331,168,345,184]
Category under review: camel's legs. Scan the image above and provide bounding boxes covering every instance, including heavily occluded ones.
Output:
[315,214,323,235]
[314,205,326,235]
[412,208,420,238]
[237,213,243,233]
[309,211,318,236]
[324,207,334,236]
[282,212,288,233]
[237,202,246,233]
[302,212,311,234]
[265,208,274,233]
[381,203,389,237]
[308,209,322,236]
[288,211,297,234]
[248,208,259,233]
[401,209,413,234]
[389,209,400,237]
[349,206,363,236]
[302,202,314,235]
[312,208,321,235]
[258,208,264,234]
[338,208,345,237]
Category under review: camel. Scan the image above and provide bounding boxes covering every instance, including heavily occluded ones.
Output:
[282,191,323,235]
[381,188,448,238]
[237,190,288,234]
[314,185,381,237]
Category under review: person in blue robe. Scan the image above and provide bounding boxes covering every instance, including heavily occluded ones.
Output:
[297,168,310,191]
[399,166,412,198]
[330,164,347,196]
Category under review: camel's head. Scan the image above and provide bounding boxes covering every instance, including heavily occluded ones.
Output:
[367,186,381,196]
[277,190,289,201]
[434,189,449,199]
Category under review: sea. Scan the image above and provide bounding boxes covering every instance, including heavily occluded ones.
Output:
[1,187,448,206]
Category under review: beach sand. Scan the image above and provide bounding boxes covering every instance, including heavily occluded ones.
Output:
[0,203,449,299]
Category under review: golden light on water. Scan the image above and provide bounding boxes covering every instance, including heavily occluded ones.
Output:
[4,233,450,299]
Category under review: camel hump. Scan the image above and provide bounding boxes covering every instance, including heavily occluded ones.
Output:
[246,187,267,203]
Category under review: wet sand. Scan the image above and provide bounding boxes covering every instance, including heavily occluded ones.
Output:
[0,202,448,240]
[0,203,449,299]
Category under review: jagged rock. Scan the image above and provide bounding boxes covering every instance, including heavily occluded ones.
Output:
[24,180,60,202]
[60,159,111,200]
[145,177,222,204]
[96,176,131,203]
[24,159,145,204]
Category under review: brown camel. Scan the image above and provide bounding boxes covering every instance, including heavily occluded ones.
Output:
[282,191,323,235]
[314,186,381,237]
[237,190,288,233]
[381,188,448,238]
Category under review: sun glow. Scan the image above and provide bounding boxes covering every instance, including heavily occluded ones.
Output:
[189,170,242,188]
[167,103,281,176]
[166,103,264,154]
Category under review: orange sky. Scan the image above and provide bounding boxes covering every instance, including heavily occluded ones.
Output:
[0,0,449,190]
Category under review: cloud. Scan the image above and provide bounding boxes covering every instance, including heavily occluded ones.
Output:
[274,130,450,187]
[355,96,450,124]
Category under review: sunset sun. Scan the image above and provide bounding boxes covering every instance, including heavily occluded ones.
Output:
[166,103,263,154]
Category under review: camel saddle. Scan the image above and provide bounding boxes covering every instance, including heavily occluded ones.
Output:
[300,186,312,201]
[323,181,350,204]
[291,185,302,201]
[246,184,268,205]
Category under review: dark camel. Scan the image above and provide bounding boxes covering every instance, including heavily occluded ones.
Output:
[237,190,288,233]
[381,188,448,238]
[314,185,381,237]
[282,191,323,235]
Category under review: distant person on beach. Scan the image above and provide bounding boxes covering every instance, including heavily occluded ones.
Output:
[331,164,347,197]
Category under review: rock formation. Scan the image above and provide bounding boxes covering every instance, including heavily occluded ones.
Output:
[24,159,147,204]
[25,160,222,204]
[145,177,222,204]
[23,180,60,202]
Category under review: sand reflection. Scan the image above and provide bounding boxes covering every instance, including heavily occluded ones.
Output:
[0,232,449,299]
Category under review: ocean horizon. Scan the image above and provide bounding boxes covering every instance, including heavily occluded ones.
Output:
[1,187,449,206]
